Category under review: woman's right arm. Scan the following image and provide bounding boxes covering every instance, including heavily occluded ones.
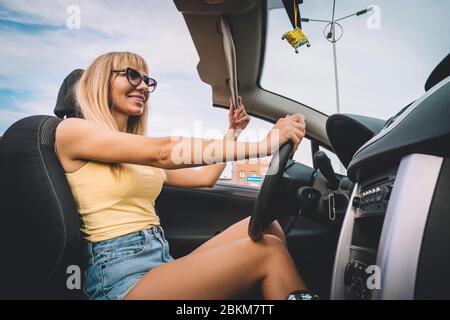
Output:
[55,115,305,170]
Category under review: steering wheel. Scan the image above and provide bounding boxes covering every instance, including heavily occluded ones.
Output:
[248,141,293,241]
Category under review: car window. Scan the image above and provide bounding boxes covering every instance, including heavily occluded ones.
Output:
[216,112,313,188]
[261,0,450,120]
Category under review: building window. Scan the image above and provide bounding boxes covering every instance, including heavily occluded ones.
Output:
[250,171,257,176]
[239,171,245,179]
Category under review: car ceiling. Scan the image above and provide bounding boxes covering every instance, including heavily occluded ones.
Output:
[173,0,331,148]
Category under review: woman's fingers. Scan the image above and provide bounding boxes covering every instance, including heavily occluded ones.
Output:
[236,106,246,118]
[235,105,249,124]
[287,123,305,153]
[229,97,235,114]
[234,102,247,121]
[289,126,304,144]
[291,121,306,134]
[280,113,305,122]
[286,115,306,140]
[289,113,305,123]
[289,132,301,153]
[235,115,250,124]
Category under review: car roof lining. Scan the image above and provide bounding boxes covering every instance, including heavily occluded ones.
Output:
[174,0,331,148]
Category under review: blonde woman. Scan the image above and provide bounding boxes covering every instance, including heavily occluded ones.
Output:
[55,51,308,300]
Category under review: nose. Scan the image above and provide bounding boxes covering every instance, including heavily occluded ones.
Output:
[135,80,149,101]
[136,79,149,92]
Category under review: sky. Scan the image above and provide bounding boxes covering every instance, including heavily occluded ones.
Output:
[262,0,450,118]
[0,0,448,174]
[0,0,230,137]
[0,0,312,174]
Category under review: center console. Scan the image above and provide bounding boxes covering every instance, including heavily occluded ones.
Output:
[343,167,396,300]
[332,154,444,300]
[330,76,450,300]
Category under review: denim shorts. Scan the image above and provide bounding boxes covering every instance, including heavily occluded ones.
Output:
[82,225,174,300]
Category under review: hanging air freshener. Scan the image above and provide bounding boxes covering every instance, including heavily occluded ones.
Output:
[282,0,310,53]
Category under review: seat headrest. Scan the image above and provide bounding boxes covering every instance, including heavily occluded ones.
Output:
[54,69,84,119]
[425,53,450,91]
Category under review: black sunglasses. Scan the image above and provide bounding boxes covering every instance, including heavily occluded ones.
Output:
[112,67,157,93]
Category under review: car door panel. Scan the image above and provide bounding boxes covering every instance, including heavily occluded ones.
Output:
[156,182,339,298]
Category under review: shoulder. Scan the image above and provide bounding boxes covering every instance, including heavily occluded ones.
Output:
[55,119,94,171]
[56,118,94,136]
[56,118,108,148]
[55,118,97,160]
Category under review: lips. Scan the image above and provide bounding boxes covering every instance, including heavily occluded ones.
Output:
[128,94,145,104]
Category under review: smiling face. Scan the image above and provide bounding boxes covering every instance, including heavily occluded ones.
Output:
[109,68,150,117]
[75,52,150,134]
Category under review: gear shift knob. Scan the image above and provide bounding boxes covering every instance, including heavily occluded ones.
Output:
[314,151,340,190]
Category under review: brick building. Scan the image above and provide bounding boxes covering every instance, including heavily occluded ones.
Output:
[231,157,271,187]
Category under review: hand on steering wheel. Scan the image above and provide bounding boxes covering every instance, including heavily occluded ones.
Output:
[259,114,306,156]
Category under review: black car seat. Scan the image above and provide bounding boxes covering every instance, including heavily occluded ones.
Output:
[0,70,85,299]
[0,115,83,299]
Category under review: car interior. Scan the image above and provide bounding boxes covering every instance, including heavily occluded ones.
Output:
[0,0,449,300]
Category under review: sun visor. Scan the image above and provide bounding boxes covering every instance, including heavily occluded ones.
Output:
[220,17,238,109]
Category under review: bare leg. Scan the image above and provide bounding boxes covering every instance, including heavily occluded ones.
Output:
[124,234,306,300]
[190,216,286,256]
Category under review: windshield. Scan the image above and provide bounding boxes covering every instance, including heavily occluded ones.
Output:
[261,0,450,120]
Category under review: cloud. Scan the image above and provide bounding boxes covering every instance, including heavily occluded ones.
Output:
[3,0,446,175]
[0,1,214,136]
[261,1,450,119]
[0,0,279,177]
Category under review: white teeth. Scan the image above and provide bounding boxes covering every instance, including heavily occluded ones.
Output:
[130,96,143,103]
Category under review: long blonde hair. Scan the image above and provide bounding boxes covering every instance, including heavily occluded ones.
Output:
[75,51,150,177]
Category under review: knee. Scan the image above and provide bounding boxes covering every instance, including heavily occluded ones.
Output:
[253,234,290,267]
[264,220,287,246]
[244,234,289,278]
[257,234,287,253]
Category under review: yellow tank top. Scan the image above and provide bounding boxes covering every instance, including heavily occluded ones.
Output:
[65,160,165,243]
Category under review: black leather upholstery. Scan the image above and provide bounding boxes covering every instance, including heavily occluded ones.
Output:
[326,114,385,168]
[54,69,84,119]
[0,115,83,299]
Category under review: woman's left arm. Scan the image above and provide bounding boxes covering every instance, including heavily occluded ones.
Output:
[164,97,250,188]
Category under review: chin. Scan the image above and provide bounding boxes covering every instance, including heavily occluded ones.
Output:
[132,109,144,116]
[126,104,144,115]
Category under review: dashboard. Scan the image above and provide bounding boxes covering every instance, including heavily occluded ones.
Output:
[328,76,450,299]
